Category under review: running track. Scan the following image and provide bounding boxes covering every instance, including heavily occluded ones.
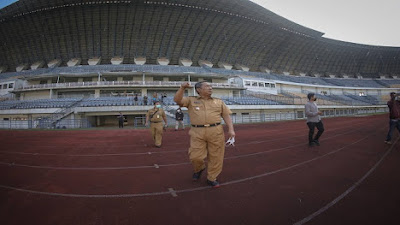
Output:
[0,114,399,225]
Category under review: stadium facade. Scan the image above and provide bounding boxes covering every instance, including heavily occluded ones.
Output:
[0,0,399,128]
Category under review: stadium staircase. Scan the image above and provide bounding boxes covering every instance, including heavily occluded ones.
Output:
[38,98,84,128]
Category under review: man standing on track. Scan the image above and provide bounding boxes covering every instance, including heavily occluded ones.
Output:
[145,101,168,148]
[175,107,185,131]
[305,93,324,147]
[174,81,235,188]
[385,92,400,144]
[117,112,125,128]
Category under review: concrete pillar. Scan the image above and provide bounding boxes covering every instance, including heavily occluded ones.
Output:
[179,58,193,67]
[78,78,84,82]
[97,116,101,126]
[67,58,81,67]
[111,57,123,65]
[260,67,271,73]
[134,57,146,65]
[31,61,44,70]
[16,64,29,72]
[198,60,213,68]
[157,57,170,66]
[163,77,169,82]
[47,79,52,84]
[94,89,100,98]
[48,59,61,68]
[142,88,148,97]
[117,77,123,81]
[88,57,101,65]
[235,64,249,72]
[0,66,7,73]
[218,62,233,70]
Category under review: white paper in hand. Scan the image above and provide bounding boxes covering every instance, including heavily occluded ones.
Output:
[225,137,235,147]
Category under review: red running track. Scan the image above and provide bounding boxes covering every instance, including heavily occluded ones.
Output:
[0,114,399,225]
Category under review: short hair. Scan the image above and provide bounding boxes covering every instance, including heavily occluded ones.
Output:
[307,92,315,100]
[195,81,207,94]
[390,92,396,95]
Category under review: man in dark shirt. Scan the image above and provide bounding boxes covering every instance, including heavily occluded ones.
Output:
[385,92,400,144]
[175,107,185,131]
[117,112,125,128]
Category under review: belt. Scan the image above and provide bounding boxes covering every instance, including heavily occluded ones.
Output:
[151,121,162,123]
[191,123,221,128]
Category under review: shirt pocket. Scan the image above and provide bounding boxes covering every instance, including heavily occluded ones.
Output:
[190,104,205,116]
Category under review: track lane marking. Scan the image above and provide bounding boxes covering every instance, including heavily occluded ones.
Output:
[293,136,399,225]
[0,128,388,198]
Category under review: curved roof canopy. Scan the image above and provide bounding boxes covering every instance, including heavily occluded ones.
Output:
[0,0,399,78]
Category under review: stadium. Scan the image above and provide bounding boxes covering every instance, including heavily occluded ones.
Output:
[0,0,399,128]
[1,1,400,225]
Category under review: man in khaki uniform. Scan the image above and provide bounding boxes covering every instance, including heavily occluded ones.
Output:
[145,101,168,148]
[174,81,235,188]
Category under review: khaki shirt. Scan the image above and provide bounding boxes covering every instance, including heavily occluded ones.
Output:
[147,108,166,122]
[180,96,232,125]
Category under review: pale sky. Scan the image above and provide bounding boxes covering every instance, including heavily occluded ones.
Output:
[1,0,399,47]
[250,0,400,47]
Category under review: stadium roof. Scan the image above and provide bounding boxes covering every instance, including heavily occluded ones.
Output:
[0,0,399,77]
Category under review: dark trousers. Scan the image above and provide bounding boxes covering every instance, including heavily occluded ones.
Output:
[119,121,124,128]
[386,119,400,141]
[307,121,324,144]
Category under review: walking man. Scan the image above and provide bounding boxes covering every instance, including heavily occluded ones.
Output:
[305,93,324,147]
[385,92,400,144]
[175,107,185,131]
[145,101,168,148]
[174,81,235,188]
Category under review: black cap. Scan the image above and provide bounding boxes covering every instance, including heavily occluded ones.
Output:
[307,92,315,100]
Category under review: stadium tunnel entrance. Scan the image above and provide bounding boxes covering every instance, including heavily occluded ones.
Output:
[85,114,146,128]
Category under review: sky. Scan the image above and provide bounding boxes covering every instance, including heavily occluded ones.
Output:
[250,0,400,47]
[1,0,399,47]
[0,0,18,9]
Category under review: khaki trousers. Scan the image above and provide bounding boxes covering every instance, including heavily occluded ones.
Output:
[150,122,164,146]
[188,125,225,181]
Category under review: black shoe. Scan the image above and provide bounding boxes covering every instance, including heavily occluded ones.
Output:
[207,179,220,188]
[192,168,205,181]
[309,142,316,147]
[313,140,320,146]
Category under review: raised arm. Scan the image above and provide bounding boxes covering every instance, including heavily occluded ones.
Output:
[174,82,190,106]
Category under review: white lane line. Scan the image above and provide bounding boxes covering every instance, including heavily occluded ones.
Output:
[0,162,157,170]
[0,120,369,157]
[0,132,384,198]
[168,188,178,197]
[0,125,375,171]
[293,136,399,225]
[154,164,159,169]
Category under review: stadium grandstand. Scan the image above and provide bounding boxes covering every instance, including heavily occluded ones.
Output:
[0,0,399,129]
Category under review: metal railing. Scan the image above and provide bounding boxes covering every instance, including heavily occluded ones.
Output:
[15,81,240,91]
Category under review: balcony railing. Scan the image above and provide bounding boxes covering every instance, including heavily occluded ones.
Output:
[15,81,241,91]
